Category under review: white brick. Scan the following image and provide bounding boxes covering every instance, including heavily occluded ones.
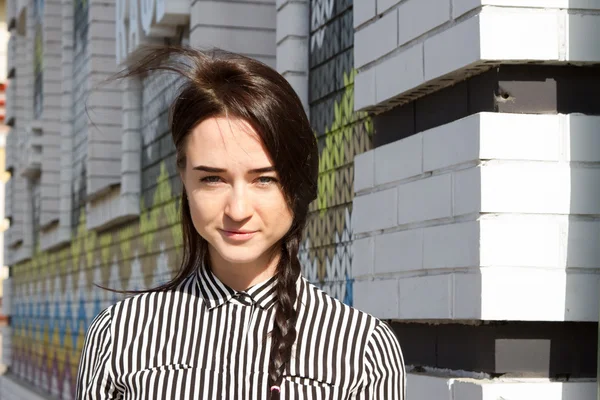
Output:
[281,73,308,110]
[481,163,600,215]
[407,374,452,400]
[355,9,398,68]
[424,15,480,81]
[568,115,600,162]
[453,272,482,319]
[568,14,600,62]
[566,220,600,269]
[354,67,376,111]
[423,114,480,171]
[397,174,452,225]
[276,1,308,43]
[191,26,276,58]
[353,278,399,318]
[378,0,401,13]
[480,217,561,268]
[353,150,375,193]
[480,113,560,161]
[480,163,567,214]
[192,1,276,30]
[453,0,600,19]
[399,274,452,318]
[352,237,374,278]
[354,0,376,28]
[352,188,398,233]
[423,222,478,271]
[480,8,559,61]
[398,0,450,46]
[375,43,424,103]
[452,167,481,217]
[480,267,600,321]
[374,229,423,274]
[276,37,308,73]
[374,133,422,185]
[453,379,597,400]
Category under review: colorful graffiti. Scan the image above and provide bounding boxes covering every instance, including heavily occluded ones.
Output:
[301,0,372,305]
[10,163,181,399]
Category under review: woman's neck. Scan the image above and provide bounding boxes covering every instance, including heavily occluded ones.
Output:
[207,247,279,291]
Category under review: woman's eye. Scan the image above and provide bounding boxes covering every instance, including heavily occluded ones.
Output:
[200,176,223,184]
[257,176,277,185]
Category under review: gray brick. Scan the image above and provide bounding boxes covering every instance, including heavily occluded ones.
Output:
[398,0,450,46]
[355,9,398,68]
[374,133,422,185]
[397,174,452,225]
[352,188,398,234]
[375,228,423,274]
[375,43,424,103]
[354,0,376,28]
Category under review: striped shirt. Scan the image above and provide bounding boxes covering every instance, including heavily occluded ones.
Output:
[76,266,405,399]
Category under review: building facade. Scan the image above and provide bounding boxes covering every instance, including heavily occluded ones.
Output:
[1,0,598,399]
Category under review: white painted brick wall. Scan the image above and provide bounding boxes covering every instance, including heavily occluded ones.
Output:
[403,373,597,400]
[352,113,600,321]
[353,151,374,193]
[353,0,375,28]
[353,278,398,318]
[397,0,450,47]
[479,8,559,61]
[374,228,423,274]
[355,3,600,111]
[352,187,398,234]
[397,174,452,225]
[452,167,480,216]
[375,43,424,104]
[351,237,374,278]
[354,67,376,113]
[407,374,451,400]
[423,15,480,81]
[354,9,398,68]
[452,0,600,19]
[422,221,479,269]
[190,0,276,67]
[399,274,452,318]
[374,133,422,185]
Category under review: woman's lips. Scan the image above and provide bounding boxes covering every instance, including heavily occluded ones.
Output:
[219,229,257,241]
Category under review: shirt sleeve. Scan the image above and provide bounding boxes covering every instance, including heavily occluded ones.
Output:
[75,307,122,399]
[351,321,406,400]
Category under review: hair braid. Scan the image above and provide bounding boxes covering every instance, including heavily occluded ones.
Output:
[268,235,302,399]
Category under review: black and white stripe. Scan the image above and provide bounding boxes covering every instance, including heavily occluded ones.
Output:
[76,267,405,399]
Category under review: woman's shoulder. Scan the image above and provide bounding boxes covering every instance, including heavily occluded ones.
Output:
[92,274,199,325]
[298,277,389,337]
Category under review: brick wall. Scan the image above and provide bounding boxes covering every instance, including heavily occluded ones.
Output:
[353,112,600,321]
[352,1,600,398]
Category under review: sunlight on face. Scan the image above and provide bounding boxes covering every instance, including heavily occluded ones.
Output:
[180,116,294,271]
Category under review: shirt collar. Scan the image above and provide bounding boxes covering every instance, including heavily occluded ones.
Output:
[196,265,278,311]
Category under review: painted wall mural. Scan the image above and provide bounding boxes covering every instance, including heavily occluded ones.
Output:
[7,1,374,398]
[11,162,181,399]
[302,0,372,305]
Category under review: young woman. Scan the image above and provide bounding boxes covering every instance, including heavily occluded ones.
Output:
[76,46,405,400]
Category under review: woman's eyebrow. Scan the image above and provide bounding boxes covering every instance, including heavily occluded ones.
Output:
[248,166,276,174]
[191,165,275,174]
[192,165,226,173]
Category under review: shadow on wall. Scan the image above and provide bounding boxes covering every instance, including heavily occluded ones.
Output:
[564,7,600,396]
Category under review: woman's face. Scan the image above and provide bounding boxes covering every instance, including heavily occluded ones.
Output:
[180,116,294,268]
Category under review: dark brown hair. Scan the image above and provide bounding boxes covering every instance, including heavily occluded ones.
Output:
[118,45,318,398]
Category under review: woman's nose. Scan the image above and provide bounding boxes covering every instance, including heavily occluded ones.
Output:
[224,186,252,222]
